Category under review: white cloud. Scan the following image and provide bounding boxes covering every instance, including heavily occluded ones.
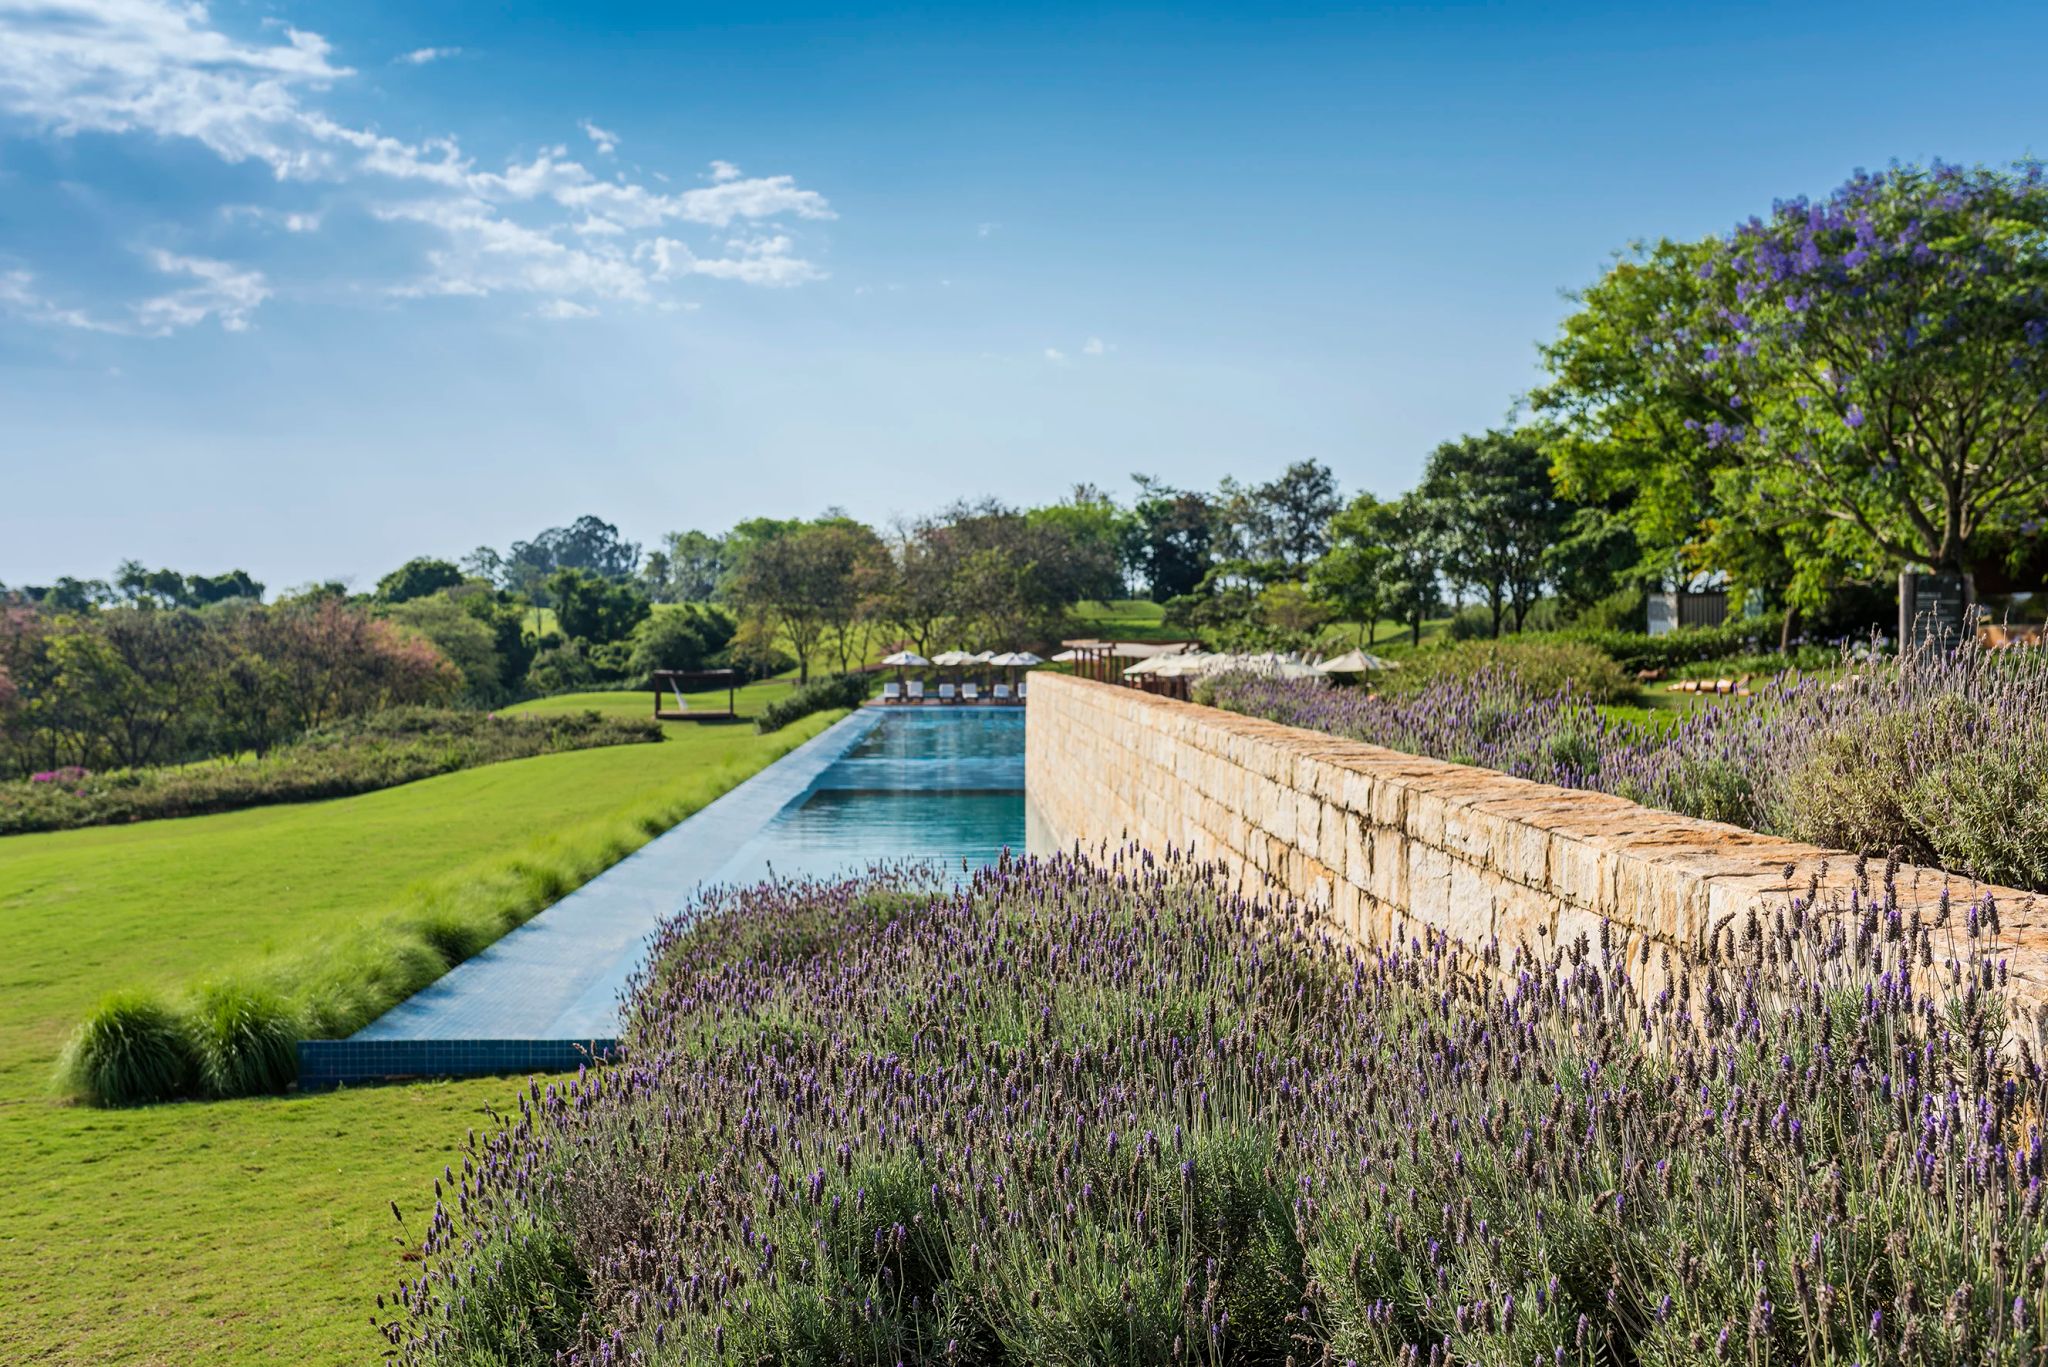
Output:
[0,253,267,333]
[397,46,461,65]
[536,299,597,319]
[1082,336,1109,356]
[977,222,999,238]
[1044,347,1068,363]
[637,232,825,287]
[0,1,835,327]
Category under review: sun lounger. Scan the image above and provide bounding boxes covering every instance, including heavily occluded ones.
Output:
[907,680,925,702]
[962,683,980,703]
[1018,681,1028,701]
[993,683,1013,701]
[939,683,958,702]
[882,682,902,703]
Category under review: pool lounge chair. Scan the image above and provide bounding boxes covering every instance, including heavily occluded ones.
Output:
[906,680,925,702]
[993,683,1013,701]
[939,683,958,703]
[882,681,902,703]
[962,682,980,703]
[1018,680,1028,701]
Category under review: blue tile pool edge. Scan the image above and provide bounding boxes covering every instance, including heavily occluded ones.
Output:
[297,1038,618,1091]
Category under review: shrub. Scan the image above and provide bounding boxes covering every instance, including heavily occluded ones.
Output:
[0,706,661,835]
[1555,619,1767,672]
[57,991,202,1106]
[381,851,2042,1365]
[188,983,302,1098]
[754,672,869,733]
[1201,642,2048,891]
[1380,636,1637,705]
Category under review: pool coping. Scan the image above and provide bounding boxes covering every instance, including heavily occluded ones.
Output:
[299,707,894,1089]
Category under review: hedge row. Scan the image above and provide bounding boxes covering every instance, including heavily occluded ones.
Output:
[754,672,871,733]
[2,707,662,835]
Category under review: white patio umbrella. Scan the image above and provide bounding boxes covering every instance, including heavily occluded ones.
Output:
[879,650,931,694]
[1315,649,1397,675]
[930,650,978,666]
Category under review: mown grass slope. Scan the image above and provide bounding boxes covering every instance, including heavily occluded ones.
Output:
[1,678,834,1363]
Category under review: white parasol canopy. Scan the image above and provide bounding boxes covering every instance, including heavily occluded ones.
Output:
[930,650,979,666]
[986,651,1044,668]
[1315,649,1398,675]
[880,650,932,667]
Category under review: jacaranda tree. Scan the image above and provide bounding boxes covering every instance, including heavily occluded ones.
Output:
[1678,160,2048,579]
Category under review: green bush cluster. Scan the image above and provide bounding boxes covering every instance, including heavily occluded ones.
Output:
[0,706,660,835]
[754,672,870,733]
[1779,691,2048,890]
[1554,619,1768,672]
[1379,636,1637,705]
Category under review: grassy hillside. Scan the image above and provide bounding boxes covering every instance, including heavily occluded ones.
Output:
[1,682,840,1363]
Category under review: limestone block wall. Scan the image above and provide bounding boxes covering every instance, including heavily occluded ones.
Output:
[1025,673,2044,1002]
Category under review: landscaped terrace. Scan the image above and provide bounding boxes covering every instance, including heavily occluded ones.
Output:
[382,846,2042,1364]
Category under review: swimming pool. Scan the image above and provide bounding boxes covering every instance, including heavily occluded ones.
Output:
[301,706,1027,1085]
[708,708,1024,884]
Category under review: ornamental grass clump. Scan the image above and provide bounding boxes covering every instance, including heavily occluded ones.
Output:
[1200,641,2048,892]
[382,847,2045,1365]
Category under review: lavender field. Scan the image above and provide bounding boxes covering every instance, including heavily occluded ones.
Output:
[382,847,2040,1365]
[1197,644,2048,893]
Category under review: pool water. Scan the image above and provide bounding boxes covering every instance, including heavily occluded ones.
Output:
[707,709,1025,884]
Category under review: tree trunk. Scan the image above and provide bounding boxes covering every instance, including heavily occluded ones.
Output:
[1777,603,1798,655]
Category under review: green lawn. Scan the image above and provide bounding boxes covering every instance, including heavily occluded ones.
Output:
[1,685,843,1364]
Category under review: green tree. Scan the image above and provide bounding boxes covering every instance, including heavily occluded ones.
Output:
[375,557,466,604]
[1417,430,1564,637]
[1310,493,1396,644]
[1125,479,1216,603]
[627,605,736,679]
[545,568,651,647]
[1681,162,2048,580]
[384,594,502,701]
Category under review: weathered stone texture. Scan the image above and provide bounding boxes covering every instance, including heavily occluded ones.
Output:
[1025,674,2040,994]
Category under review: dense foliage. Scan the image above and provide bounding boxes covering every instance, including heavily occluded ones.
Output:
[383,848,2042,1365]
[0,597,460,780]
[1376,637,1637,706]
[0,707,661,835]
[1200,643,2048,891]
[755,672,871,733]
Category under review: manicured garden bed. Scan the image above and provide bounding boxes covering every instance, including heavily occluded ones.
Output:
[383,848,2036,1364]
[0,706,662,835]
[1198,642,2048,893]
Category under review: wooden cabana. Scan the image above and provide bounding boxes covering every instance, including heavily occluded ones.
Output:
[651,668,740,722]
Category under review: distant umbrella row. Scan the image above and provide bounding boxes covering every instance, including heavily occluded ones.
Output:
[878,650,1046,669]
[876,649,1045,705]
[1121,647,1398,679]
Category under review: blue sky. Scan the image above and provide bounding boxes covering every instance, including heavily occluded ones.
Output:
[2,0,2044,589]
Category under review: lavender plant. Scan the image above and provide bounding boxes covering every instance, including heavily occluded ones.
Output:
[1198,643,2048,892]
[382,847,2044,1365]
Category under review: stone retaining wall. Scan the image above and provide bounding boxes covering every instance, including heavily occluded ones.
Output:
[1025,673,2044,1003]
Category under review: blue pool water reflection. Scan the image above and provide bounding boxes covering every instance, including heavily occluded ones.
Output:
[707,708,1026,884]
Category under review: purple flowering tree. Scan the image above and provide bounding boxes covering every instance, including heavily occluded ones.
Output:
[1687,161,2048,577]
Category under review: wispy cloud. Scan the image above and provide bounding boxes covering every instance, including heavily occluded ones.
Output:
[977,222,999,238]
[1044,347,1068,363]
[397,46,462,65]
[1082,336,1109,356]
[0,1,835,333]
[0,253,269,334]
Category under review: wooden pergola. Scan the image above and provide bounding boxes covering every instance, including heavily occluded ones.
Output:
[650,668,740,722]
